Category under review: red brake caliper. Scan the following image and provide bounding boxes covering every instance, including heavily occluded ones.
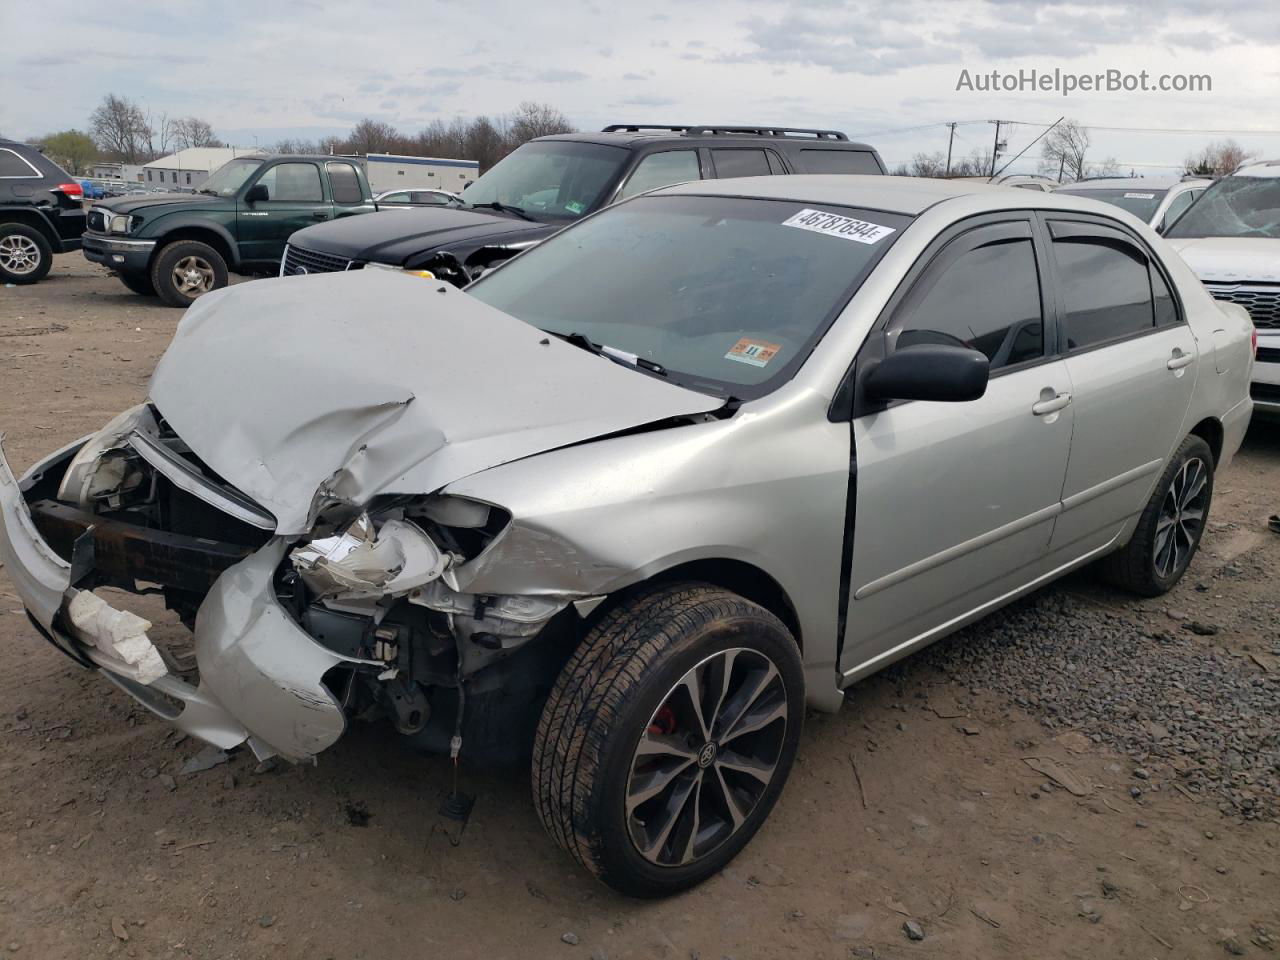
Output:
[648,705,677,736]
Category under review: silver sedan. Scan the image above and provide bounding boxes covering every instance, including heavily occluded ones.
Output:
[0,175,1255,897]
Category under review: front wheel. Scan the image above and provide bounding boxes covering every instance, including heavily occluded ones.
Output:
[532,583,804,898]
[1099,434,1214,596]
[150,240,228,308]
[117,270,156,296]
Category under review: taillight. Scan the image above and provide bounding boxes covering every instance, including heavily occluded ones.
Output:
[56,182,84,199]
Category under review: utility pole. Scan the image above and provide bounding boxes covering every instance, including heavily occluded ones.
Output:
[989,120,1002,177]
[945,122,956,177]
[1058,155,1066,182]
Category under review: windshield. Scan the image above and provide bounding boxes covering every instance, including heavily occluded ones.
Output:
[1056,186,1167,221]
[462,141,627,220]
[1166,174,1280,239]
[200,157,264,196]
[467,195,910,398]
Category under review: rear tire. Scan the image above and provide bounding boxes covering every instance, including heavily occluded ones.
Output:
[118,271,156,296]
[0,223,53,284]
[151,240,227,308]
[532,582,804,898]
[1099,434,1214,596]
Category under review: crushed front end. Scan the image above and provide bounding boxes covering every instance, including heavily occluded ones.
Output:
[0,404,577,764]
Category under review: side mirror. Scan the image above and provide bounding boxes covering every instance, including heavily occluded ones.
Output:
[244,183,268,203]
[865,344,989,404]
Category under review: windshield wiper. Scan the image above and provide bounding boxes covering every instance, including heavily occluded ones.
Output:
[549,331,668,377]
[468,200,537,222]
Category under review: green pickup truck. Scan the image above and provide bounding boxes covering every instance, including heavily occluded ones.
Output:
[82,155,377,306]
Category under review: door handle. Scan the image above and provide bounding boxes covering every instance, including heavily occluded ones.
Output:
[1167,350,1194,370]
[1032,391,1072,416]
[311,211,330,219]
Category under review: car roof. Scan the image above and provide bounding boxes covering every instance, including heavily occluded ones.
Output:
[1057,176,1204,191]
[652,174,1175,222]
[536,129,878,152]
[1233,159,1280,178]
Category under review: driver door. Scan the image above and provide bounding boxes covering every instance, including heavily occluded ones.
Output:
[841,216,1074,677]
[237,161,331,264]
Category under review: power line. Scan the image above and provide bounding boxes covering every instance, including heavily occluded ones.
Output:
[857,119,1280,138]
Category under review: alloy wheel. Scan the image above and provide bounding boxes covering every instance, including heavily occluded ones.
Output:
[1154,456,1208,579]
[172,255,215,296]
[0,234,41,275]
[625,647,788,867]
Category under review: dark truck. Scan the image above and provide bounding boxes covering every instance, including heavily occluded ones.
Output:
[82,154,377,306]
[282,124,885,285]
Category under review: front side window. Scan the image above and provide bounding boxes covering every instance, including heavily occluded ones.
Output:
[380,191,410,203]
[1159,188,1197,231]
[1165,173,1280,239]
[711,149,770,179]
[253,162,323,202]
[199,157,263,196]
[889,226,1044,371]
[1051,230,1155,349]
[468,195,910,398]
[461,140,627,219]
[327,162,363,204]
[617,150,700,200]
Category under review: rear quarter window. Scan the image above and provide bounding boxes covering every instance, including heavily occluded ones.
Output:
[797,150,883,175]
[0,148,42,178]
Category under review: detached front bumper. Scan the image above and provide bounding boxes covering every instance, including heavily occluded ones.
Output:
[0,437,365,761]
[81,233,156,272]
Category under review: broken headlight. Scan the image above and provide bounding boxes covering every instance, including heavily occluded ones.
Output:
[57,404,157,509]
[290,513,451,600]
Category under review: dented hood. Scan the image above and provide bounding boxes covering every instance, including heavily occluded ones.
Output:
[149,270,722,535]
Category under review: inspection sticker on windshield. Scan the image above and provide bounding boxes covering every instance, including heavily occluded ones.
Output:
[725,337,782,367]
[1123,192,1156,199]
[782,209,896,244]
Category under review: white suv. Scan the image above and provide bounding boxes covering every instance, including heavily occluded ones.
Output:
[1056,175,1211,233]
[1165,159,1280,417]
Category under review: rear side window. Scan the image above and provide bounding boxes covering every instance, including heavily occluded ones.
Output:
[889,223,1044,371]
[711,149,771,178]
[0,148,41,178]
[618,150,700,200]
[1050,228,1154,349]
[327,162,362,204]
[798,150,882,174]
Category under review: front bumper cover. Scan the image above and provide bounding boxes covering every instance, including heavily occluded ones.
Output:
[81,233,156,272]
[0,436,370,761]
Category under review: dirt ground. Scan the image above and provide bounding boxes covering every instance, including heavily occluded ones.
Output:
[1,257,1277,960]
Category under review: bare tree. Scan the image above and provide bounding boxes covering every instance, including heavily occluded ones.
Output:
[1038,119,1091,182]
[509,101,575,142]
[909,152,947,178]
[172,117,221,149]
[142,110,175,161]
[1185,138,1253,176]
[89,94,150,163]
[347,118,399,155]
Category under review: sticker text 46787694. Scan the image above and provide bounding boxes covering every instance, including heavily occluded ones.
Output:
[782,209,896,245]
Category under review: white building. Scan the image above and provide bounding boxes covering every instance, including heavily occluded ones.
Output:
[142,147,264,191]
[90,161,144,183]
[364,153,480,193]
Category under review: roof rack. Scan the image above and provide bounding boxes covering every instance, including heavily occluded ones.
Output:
[601,124,849,141]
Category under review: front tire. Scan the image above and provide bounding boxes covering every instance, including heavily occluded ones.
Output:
[532,583,804,898]
[1099,434,1214,596]
[117,270,156,296]
[151,240,227,307]
[0,223,53,284]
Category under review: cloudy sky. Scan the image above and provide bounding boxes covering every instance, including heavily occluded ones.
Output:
[4,0,1280,175]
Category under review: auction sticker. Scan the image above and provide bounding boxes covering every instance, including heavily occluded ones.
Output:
[725,337,782,367]
[1123,192,1155,199]
[782,208,896,244]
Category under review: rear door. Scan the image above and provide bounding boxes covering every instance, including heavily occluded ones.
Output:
[237,160,331,263]
[1042,215,1198,555]
[326,160,374,221]
[842,216,1073,676]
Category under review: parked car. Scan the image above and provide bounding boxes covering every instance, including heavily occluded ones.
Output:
[373,188,462,207]
[1165,159,1280,417]
[1055,175,1211,232]
[76,179,107,200]
[281,124,885,284]
[0,138,86,284]
[0,176,1252,898]
[991,173,1058,191]
[81,154,378,306]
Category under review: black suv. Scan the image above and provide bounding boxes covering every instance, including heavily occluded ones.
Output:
[283,124,884,286]
[0,139,86,285]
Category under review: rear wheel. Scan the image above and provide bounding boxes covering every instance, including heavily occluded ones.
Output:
[151,240,227,307]
[118,270,156,296]
[532,582,804,898]
[0,223,52,284]
[1099,434,1214,596]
